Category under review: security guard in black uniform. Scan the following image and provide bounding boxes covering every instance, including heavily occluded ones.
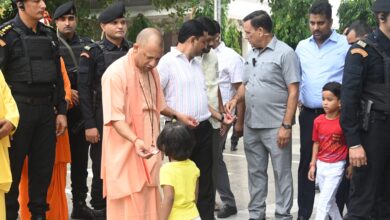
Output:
[0,0,67,219]
[341,0,390,219]
[77,2,132,213]
[52,2,99,219]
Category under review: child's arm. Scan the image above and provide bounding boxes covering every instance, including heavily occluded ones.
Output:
[308,141,319,181]
[195,178,199,203]
[160,185,174,220]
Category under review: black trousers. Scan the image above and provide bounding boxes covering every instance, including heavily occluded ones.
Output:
[349,115,390,219]
[336,162,350,215]
[89,106,105,210]
[6,102,56,219]
[297,108,323,219]
[67,107,90,205]
[190,120,214,220]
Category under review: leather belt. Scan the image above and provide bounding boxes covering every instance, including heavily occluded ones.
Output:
[302,106,324,114]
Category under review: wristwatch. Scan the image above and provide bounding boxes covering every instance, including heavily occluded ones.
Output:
[281,123,292,129]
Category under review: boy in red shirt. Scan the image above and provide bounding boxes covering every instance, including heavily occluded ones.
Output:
[308,82,351,220]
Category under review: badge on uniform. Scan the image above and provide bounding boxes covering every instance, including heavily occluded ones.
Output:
[351,48,368,58]
[0,39,6,47]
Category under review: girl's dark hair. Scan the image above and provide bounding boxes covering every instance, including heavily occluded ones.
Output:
[157,122,196,161]
[322,82,341,99]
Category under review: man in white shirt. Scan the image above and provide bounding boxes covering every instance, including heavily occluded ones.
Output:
[210,20,245,218]
[158,19,215,220]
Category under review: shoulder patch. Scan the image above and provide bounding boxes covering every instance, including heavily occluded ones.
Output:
[356,40,367,48]
[0,24,13,37]
[80,52,90,59]
[351,48,368,58]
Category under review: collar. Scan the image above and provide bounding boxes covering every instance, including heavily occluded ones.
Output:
[252,36,277,54]
[102,37,130,50]
[13,14,43,35]
[309,29,338,44]
[170,47,198,63]
[215,41,226,53]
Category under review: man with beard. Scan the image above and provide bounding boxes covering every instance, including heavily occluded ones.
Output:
[295,1,350,219]
[77,2,132,215]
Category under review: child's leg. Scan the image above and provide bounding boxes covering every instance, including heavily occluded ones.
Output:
[315,160,345,220]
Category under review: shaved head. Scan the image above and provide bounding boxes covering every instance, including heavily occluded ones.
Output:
[136,28,164,49]
[133,28,164,73]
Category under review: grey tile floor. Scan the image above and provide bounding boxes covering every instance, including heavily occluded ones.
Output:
[64,122,330,219]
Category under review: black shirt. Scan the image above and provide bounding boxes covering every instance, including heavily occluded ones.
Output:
[77,37,131,129]
[0,14,67,115]
[341,29,390,147]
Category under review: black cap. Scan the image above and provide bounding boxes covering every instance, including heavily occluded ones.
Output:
[53,1,76,20]
[98,2,126,24]
[372,0,390,12]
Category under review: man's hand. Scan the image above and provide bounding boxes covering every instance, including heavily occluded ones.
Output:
[222,113,235,125]
[0,119,15,139]
[176,113,199,128]
[234,121,243,138]
[225,98,237,115]
[277,127,291,148]
[71,89,79,106]
[85,128,100,144]
[349,146,367,167]
[134,138,153,159]
[308,166,316,181]
[56,115,67,136]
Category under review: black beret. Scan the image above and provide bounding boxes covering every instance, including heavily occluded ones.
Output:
[98,2,126,24]
[372,0,390,12]
[53,1,76,20]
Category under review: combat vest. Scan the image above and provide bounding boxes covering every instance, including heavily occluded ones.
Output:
[360,35,390,112]
[98,40,128,69]
[5,25,58,84]
[59,36,89,88]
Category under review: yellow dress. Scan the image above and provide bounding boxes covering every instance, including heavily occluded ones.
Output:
[0,71,20,220]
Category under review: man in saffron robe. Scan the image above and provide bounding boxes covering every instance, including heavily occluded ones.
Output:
[101,28,166,220]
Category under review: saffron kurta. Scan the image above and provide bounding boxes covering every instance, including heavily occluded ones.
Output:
[101,49,166,220]
[19,58,71,220]
[0,71,19,220]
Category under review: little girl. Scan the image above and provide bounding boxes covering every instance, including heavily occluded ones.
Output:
[157,122,201,220]
[308,82,351,220]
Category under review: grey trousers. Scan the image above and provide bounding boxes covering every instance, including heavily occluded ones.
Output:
[244,125,293,220]
[212,128,237,207]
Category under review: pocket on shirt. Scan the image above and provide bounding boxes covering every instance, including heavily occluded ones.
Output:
[256,61,281,84]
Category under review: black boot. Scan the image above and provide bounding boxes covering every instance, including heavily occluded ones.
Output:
[71,201,96,220]
[93,208,106,220]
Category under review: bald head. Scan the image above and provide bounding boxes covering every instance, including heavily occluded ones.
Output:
[136,28,164,49]
[133,28,164,73]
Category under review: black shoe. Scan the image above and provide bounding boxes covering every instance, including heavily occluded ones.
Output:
[230,144,237,151]
[217,205,237,218]
[31,215,46,220]
[71,203,96,220]
[297,216,309,220]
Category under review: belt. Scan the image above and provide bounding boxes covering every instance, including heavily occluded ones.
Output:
[13,95,53,105]
[302,106,324,114]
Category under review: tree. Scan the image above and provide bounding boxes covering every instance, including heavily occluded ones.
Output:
[265,0,313,49]
[337,0,376,32]
[152,0,242,54]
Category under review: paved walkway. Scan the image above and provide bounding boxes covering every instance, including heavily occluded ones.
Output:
[64,121,331,219]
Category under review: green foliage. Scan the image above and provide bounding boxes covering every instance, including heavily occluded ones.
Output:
[268,0,313,49]
[337,0,376,32]
[128,13,153,43]
[0,1,15,24]
[152,0,242,54]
